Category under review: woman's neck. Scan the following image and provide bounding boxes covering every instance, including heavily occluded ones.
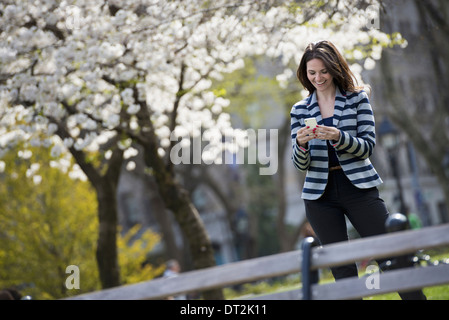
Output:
[316,83,336,102]
[316,83,336,119]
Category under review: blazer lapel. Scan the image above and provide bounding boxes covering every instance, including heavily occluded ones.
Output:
[333,87,346,128]
[306,91,323,125]
[307,88,346,127]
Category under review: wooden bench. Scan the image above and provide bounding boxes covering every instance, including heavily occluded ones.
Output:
[67,223,449,300]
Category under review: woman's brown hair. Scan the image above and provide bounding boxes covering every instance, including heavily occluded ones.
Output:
[297,40,363,96]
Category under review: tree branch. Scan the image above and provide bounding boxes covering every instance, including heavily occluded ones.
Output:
[49,117,101,185]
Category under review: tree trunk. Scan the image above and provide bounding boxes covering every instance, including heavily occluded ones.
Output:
[144,174,183,266]
[142,136,224,300]
[56,123,123,289]
[95,182,120,288]
[81,152,123,289]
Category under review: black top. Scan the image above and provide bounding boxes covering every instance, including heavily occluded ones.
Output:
[322,117,340,168]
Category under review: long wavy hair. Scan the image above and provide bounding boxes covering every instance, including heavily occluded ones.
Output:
[297,40,364,96]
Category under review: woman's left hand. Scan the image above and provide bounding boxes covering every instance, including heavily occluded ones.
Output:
[314,125,341,142]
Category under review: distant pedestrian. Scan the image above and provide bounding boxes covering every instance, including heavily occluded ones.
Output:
[163,259,186,300]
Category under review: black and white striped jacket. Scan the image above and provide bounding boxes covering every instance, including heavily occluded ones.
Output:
[290,87,383,200]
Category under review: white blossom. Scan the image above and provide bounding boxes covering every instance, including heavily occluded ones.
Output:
[124,147,138,159]
[63,137,74,148]
[0,0,402,175]
[126,160,136,171]
[33,175,42,185]
[18,149,33,159]
[121,88,135,106]
[47,123,58,135]
[364,58,376,70]
[68,163,87,181]
[50,144,63,158]
[126,104,140,115]
[26,163,40,178]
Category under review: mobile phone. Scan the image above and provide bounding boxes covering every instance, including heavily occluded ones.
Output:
[304,117,318,128]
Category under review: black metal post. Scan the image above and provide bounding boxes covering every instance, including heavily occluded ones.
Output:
[385,212,409,233]
[383,213,412,269]
[382,213,427,300]
[301,237,319,300]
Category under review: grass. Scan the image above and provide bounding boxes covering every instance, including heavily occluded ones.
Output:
[224,250,449,300]
[364,285,449,300]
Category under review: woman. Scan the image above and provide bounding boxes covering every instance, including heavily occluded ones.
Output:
[291,40,426,300]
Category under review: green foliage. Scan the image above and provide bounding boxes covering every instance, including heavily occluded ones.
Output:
[118,224,165,284]
[0,145,163,299]
[0,145,100,299]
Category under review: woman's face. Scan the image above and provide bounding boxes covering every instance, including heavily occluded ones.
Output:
[306,58,334,93]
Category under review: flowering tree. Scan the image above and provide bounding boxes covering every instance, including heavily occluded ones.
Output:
[0,0,401,298]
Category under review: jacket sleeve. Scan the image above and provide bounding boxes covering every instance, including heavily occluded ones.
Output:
[331,91,376,160]
[291,107,310,171]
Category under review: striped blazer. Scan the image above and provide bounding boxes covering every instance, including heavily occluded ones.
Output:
[290,87,383,200]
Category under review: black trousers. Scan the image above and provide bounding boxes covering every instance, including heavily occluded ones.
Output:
[304,169,426,300]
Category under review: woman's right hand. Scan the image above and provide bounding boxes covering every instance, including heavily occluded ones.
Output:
[296,126,316,148]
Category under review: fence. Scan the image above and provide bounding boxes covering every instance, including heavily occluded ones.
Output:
[67,221,449,300]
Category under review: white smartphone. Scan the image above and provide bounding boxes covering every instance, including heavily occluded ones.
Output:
[304,117,318,128]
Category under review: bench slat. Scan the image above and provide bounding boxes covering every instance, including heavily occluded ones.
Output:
[311,223,449,270]
[314,263,449,300]
[250,263,449,300]
[68,250,302,300]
